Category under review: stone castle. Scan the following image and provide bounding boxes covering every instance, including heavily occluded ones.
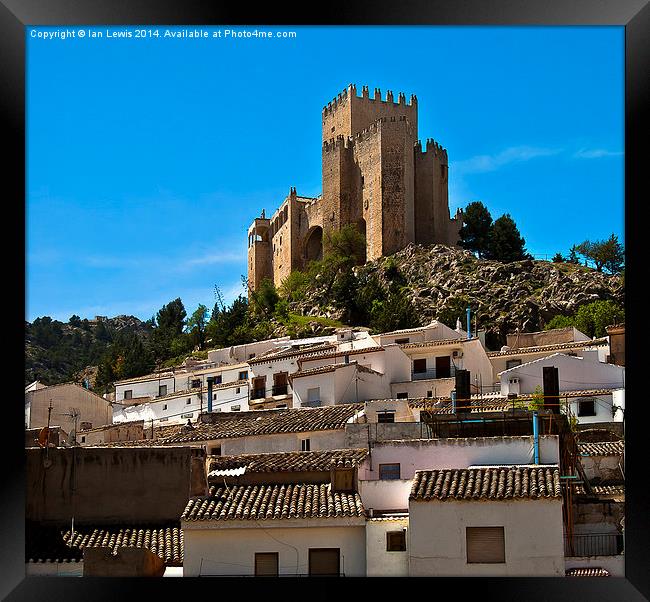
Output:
[247,83,463,292]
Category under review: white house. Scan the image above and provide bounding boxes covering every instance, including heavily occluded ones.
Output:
[181,482,367,576]
[408,466,565,576]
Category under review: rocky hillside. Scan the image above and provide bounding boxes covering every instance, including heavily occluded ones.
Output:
[292,244,624,349]
[25,315,151,387]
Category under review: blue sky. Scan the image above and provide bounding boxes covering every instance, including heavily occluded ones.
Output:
[26,26,624,323]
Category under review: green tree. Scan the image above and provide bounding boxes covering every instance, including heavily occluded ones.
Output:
[458,201,493,257]
[567,245,581,265]
[155,298,187,334]
[486,214,527,262]
[552,253,564,263]
[206,294,251,348]
[279,270,311,303]
[529,385,545,411]
[575,234,624,274]
[544,315,575,331]
[186,304,210,350]
[69,314,82,327]
[573,300,624,338]
[324,223,366,266]
[249,277,279,319]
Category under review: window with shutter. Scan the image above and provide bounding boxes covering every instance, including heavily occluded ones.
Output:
[466,527,505,563]
[255,552,279,576]
[386,531,406,551]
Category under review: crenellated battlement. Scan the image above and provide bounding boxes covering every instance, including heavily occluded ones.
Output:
[322,83,417,116]
[322,115,414,152]
[415,137,448,159]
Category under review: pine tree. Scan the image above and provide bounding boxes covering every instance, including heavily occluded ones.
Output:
[458,201,493,257]
[485,214,527,262]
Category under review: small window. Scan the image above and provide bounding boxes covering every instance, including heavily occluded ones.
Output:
[395,338,410,344]
[427,390,433,398]
[231,405,241,412]
[81,436,86,443]
[236,387,241,394]
[377,412,395,423]
[210,446,222,456]
[386,531,406,552]
[578,399,596,417]
[159,385,167,397]
[163,404,168,411]
[215,375,222,384]
[301,438,310,451]
[181,413,193,419]
[124,390,133,400]
[159,417,168,422]
[506,359,522,370]
[255,552,279,577]
[239,371,248,380]
[186,398,192,405]
[396,392,408,400]
[213,393,217,400]
[307,387,320,402]
[466,527,505,564]
[191,379,201,389]
[379,463,401,480]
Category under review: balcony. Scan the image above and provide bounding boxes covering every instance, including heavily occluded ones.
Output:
[412,367,456,381]
[564,533,623,557]
[250,388,266,401]
[272,384,288,396]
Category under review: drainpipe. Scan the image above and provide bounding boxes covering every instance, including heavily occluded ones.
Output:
[466,306,471,340]
[532,411,540,464]
[451,390,457,414]
[207,377,214,413]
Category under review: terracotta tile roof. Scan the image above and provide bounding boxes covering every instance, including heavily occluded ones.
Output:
[409,397,512,413]
[182,483,365,521]
[299,345,385,364]
[25,522,183,565]
[114,371,176,386]
[487,338,608,357]
[566,567,610,577]
[410,466,562,501]
[159,403,363,444]
[575,483,625,497]
[400,338,466,350]
[579,441,624,456]
[379,321,441,336]
[249,343,337,365]
[207,448,368,475]
[291,361,380,380]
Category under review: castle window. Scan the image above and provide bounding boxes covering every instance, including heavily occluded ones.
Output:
[331,126,335,132]
[361,175,364,187]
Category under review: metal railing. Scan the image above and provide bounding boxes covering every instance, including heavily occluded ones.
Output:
[564,533,623,557]
[272,384,288,396]
[250,388,266,400]
[412,367,456,381]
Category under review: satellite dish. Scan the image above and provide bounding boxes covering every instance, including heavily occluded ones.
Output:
[38,427,50,448]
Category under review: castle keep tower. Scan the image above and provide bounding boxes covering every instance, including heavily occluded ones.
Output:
[247,84,462,292]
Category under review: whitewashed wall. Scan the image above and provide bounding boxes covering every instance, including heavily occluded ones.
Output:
[366,518,409,576]
[409,498,565,576]
[183,522,366,576]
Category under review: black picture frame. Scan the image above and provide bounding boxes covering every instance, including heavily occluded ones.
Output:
[4,1,647,599]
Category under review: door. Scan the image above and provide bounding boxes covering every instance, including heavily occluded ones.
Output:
[435,356,451,379]
[309,548,340,576]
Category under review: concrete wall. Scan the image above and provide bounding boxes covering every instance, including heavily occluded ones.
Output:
[183,522,366,576]
[366,517,409,576]
[359,436,560,482]
[580,454,624,482]
[208,428,347,456]
[391,377,456,399]
[26,384,113,432]
[115,375,176,402]
[345,422,432,449]
[26,446,205,524]
[83,547,165,577]
[25,562,84,577]
[208,338,289,365]
[79,421,144,446]
[409,498,565,576]
[359,480,413,512]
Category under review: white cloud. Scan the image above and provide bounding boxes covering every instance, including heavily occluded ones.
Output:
[452,146,562,175]
[573,148,623,159]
